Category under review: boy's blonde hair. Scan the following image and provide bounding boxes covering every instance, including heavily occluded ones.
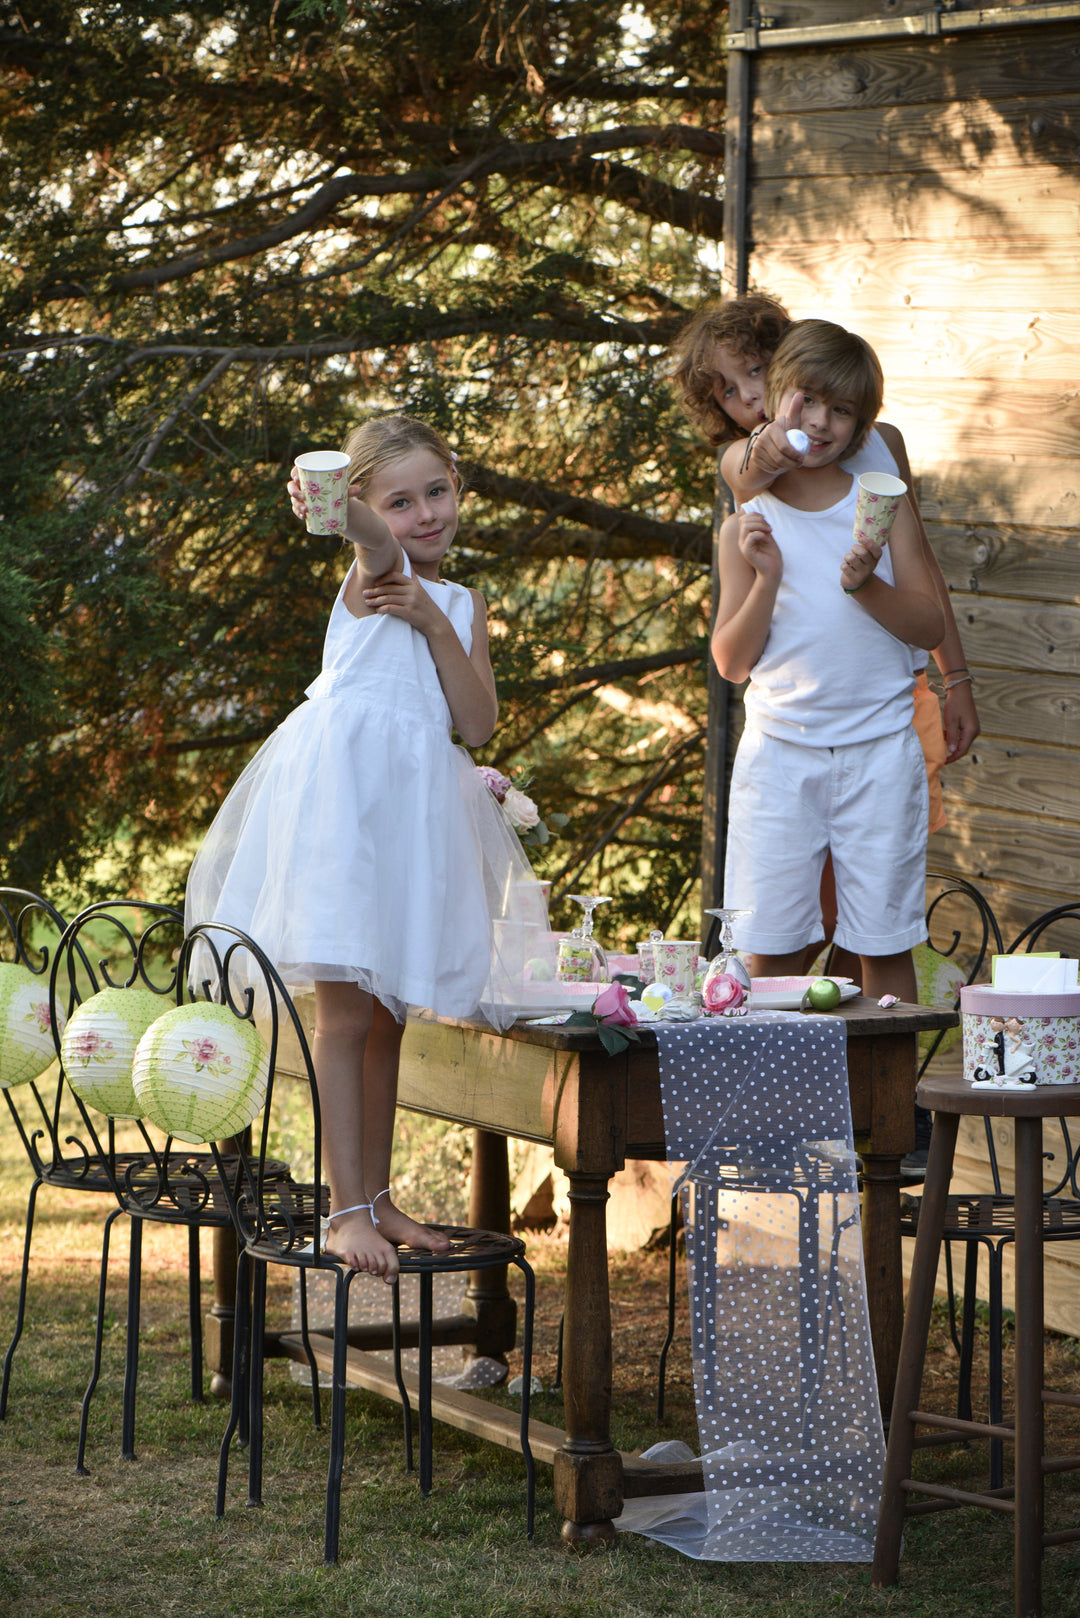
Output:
[765,320,883,451]
[669,293,791,445]
[341,414,461,496]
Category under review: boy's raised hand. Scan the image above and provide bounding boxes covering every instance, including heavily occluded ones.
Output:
[841,536,883,595]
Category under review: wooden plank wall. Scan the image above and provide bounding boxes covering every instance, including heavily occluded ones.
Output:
[735,4,1080,947]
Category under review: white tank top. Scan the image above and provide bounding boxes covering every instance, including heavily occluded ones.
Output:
[741,476,916,747]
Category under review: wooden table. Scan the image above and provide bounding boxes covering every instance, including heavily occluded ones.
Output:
[387,996,956,1544]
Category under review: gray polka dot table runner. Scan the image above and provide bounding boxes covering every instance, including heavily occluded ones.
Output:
[616,1011,885,1561]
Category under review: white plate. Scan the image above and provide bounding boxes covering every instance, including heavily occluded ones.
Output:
[751,984,861,1011]
[509,983,608,1019]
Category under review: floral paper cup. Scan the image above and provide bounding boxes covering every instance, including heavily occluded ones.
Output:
[295,450,351,536]
[653,939,701,1003]
[853,471,907,550]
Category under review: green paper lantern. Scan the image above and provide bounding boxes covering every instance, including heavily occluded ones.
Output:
[61,986,172,1119]
[132,1001,269,1145]
[0,961,64,1090]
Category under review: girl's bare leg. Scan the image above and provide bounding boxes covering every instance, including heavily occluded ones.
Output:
[313,980,399,1280]
[360,999,451,1254]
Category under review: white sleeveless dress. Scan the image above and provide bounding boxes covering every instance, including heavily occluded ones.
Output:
[185,558,551,1028]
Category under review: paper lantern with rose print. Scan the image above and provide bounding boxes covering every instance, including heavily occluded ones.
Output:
[132,1001,269,1144]
[0,961,65,1089]
[60,986,171,1119]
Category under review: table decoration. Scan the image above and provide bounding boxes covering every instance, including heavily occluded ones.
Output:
[60,985,170,1119]
[0,961,64,1090]
[132,1001,269,1143]
[616,1011,885,1561]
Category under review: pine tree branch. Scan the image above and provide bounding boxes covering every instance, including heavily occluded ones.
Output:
[34,127,722,301]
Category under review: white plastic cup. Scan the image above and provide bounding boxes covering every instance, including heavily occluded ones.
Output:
[294,450,351,536]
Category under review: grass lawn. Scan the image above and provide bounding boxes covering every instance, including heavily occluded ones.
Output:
[2,1102,1080,1618]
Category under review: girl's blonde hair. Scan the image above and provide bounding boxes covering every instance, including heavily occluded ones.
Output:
[340,414,461,496]
[765,320,883,451]
[669,293,791,445]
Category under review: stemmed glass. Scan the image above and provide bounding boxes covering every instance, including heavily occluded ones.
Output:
[701,907,752,1015]
[559,894,613,983]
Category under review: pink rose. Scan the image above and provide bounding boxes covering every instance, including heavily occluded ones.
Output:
[476,765,512,803]
[502,785,540,830]
[188,1037,221,1063]
[702,972,745,1015]
[592,982,638,1027]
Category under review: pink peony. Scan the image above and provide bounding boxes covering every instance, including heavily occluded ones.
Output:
[702,972,745,1015]
[476,765,513,803]
[592,981,638,1027]
[502,785,540,830]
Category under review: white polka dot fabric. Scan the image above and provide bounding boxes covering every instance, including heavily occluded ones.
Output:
[616,1011,885,1561]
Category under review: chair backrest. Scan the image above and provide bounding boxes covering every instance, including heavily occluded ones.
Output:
[44,899,185,1204]
[918,872,1005,1080]
[0,886,70,1173]
[178,921,328,1263]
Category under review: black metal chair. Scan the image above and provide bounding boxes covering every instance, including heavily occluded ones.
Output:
[0,887,72,1421]
[178,922,536,1564]
[40,899,291,1473]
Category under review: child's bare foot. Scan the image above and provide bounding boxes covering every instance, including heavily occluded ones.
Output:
[371,1189,452,1254]
[324,1203,399,1282]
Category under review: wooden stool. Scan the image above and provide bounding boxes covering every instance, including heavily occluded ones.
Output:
[873,1073,1080,1618]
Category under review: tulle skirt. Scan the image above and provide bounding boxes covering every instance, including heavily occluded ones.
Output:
[185,692,553,1030]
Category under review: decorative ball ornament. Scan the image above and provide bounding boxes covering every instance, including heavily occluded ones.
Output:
[641,980,673,1014]
[132,1001,269,1144]
[0,962,64,1090]
[802,976,843,1012]
[61,986,171,1119]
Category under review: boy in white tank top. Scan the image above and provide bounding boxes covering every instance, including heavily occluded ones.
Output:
[712,321,945,1005]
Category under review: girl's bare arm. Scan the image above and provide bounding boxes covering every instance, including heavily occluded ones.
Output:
[877,422,980,761]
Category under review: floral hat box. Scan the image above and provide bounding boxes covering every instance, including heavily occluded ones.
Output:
[961,982,1080,1088]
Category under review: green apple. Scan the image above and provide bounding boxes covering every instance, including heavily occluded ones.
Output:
[803,976,842,1012]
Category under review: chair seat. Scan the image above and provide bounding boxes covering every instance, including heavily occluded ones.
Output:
[900,1191,1080,1240]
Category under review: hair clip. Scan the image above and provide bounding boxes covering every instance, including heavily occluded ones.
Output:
[450,451,459,463]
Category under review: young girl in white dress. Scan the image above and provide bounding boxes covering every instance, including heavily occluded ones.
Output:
[185,416,551,1279]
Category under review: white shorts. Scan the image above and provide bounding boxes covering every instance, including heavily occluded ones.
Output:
[723,725,929,957]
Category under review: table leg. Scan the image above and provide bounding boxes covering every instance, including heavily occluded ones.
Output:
[464,1128,516,1363]
[1013,1116,1044,1618]
[860,1151,905,1419]
[206,1223,238,1398]
[554,1169,623,1545]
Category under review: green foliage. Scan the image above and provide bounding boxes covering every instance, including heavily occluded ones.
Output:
[0,0,727,943]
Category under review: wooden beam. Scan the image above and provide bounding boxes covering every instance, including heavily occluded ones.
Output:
[276,1331,568,1465]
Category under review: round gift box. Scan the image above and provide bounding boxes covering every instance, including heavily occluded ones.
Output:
[0,961,63,1089]
[61,985,172,1119]
[960,985,1080,1087]
[132,1001,270,1144]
